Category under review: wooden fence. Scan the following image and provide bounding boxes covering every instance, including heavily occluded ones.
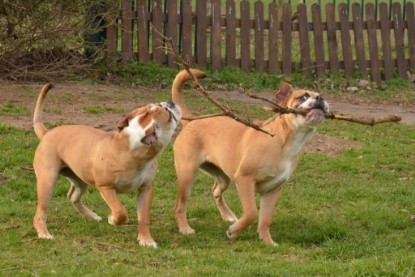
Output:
[106,1,415,82]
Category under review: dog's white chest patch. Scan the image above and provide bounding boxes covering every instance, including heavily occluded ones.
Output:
[115,166,153,192]
[257,161,292,193]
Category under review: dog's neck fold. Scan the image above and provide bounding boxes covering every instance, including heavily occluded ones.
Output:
[266,114,316,159]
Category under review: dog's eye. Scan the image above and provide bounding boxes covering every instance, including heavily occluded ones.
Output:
[299,94,310,102]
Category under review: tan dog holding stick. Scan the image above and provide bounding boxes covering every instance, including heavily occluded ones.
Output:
[32,84,181,247]
[171,69,329,245]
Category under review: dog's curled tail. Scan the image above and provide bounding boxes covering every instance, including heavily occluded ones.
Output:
[33,83,53,140]
[171,69,206,126]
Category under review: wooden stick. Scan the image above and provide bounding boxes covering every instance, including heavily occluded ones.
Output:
[246,92,402,126]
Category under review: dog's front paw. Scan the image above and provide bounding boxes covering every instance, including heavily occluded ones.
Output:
[179,225,195,235]
[226,229,237,240]
[37,232,54,240]
[107,213,128,225]
[137,238,158,248]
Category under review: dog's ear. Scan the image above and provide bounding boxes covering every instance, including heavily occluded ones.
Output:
[117,114,130,131]
[274,82,294,106]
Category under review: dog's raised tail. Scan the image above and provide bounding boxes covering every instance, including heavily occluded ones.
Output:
[172,69,206,125]
[33,83,53,140]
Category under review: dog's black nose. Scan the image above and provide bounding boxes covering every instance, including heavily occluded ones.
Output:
[315,96,325,110]
[167,101,175,108]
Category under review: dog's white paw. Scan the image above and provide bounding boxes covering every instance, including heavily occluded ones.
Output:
[91,214,102,222]
[179,226,195,235]
[226,230,237,240]
[224,215,238,223]
[38,232,54,240]
[138,239,158,248]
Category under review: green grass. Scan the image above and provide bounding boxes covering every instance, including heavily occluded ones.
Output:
[82,105,128,114]
[1,85,415,276]
[96,62,415,103]
[0,102,30,116]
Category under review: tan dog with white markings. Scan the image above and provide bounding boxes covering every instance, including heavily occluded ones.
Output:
[172,69,329,245]
[33,84,181,247]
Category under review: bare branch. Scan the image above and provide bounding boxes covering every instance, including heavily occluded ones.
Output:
[163,36,275,136]
[324,113,401,125]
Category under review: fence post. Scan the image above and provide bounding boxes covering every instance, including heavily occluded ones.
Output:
[167,0,178,68]
[380,3,393,80]
[366,3,381,83]
[282,4,292,74]
[240,0,250,71]
[268,2,279,74]
[339,3,353,76]
[298,3,311,76]
[226,0,237,67]
[352,3,366,75]
[392,3,406,79]
[121,0,133,60]
[311,4,325,76]
[255,1,264,71]
[407,2,415,72]
[211,0,222,70]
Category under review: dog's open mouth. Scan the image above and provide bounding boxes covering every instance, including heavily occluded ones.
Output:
[305,108,325,121]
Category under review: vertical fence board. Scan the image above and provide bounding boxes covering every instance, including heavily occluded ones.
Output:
[196,0,207,68]
[167,0,178,68]
[392,3,407,79]
[298,4,311,76]
[137,0,149,62]
[282,4,292,74]
[352,4,366,75]
[268,3,278,74]
[240,0,250,71]
[182,0,193,65]
[326,3,339,72]
[366,4,381,83]
[122,0,133,60]
[311,4,325,76]
[152,0,164,64]
[106,19,117,52]
[407,3,415,72]
[211,0,221,70]
[380,3,393,80]
[339,3,353,76]
[255,1,264,71]
[226,0,237,67]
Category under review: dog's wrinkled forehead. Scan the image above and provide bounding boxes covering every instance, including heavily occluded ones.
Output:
[288,89,320,107]
[117,103,175,132]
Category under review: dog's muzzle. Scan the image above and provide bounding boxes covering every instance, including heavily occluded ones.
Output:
[159,101,181,123]
[305,96,329,122]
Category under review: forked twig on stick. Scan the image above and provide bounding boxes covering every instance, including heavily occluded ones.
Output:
[163,36,274,136]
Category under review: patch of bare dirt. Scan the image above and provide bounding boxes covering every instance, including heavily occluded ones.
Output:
[1,81,413,156]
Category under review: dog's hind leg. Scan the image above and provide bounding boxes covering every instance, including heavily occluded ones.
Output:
[174,164,198,234]
[211,178,238,223]
[33,169,59,239]
[66,177,102,222]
